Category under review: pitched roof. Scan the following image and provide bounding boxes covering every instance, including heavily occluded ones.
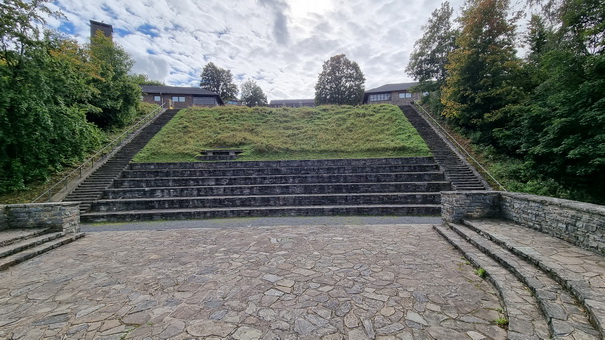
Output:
[365,82,418,94]
[141,85,219,96]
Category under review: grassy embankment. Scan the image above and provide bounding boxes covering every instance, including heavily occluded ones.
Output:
[133,104,430,162]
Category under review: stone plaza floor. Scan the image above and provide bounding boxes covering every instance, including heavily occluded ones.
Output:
[0,223,508,340]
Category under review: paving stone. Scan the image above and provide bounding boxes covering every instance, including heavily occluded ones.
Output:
[232,325,263,340]
[187,320,236,337]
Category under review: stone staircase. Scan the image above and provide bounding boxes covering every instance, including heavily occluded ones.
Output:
[435,218,604,339]
[80,157,452,223]
[0,228,84,271]
[400,105,488,191]
[63,109,179,213]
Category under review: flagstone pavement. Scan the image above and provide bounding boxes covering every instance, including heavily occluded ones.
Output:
[0,224,508,340]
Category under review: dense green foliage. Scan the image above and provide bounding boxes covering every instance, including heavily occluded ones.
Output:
[133,104,430,162]
[314,54,365,106]
[199,62,238,101]
[240,79,268,107]
[0,0,144,195]
[408,0,605,203]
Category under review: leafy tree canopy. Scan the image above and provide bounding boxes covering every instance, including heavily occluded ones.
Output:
[240,79,268,107]
[314,54,365,106]
[132,73,165,86]
[199,62,238,101]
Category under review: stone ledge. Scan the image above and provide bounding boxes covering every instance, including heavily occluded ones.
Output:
[0,202,80,234]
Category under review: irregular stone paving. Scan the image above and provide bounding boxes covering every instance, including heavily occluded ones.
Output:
[0,224,508,339]
[464,219,605,338]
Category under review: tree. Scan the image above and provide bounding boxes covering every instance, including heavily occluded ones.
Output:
[314,54,365,105]
[406,2,457,88]
[87,31,141,129]
[199,62,238,101]
[441,0,523,144]
[131,73,165,86]
[240,79,268,107]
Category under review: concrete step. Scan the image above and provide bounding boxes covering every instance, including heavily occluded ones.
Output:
[112,172,447,189]
[128,157,437,170]
[433,224,551,339]
[0,233,85,271]
[120,164,441,179]
[446,222,600,339]
[0,228,53,247]
[90,192,442,212]
[81,204,441,223]
[102,182,452,199]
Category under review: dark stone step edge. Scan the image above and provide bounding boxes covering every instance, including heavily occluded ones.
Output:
[0,232,66,259]
[0,233,85,271]
[462,219,605,338]
[433,224,550,339]
[446,222,599,339]
[0,228,54,248]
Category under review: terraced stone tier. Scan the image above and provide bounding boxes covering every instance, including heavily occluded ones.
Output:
[91,193,442,212]
[102,182,452,199]
[120,164,441,179]
[112,172,447,189]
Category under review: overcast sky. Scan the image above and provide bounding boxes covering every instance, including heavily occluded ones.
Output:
[46,0,466,101]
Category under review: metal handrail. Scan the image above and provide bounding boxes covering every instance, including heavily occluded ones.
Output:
[32,103,166,203]
[412,103,507,191]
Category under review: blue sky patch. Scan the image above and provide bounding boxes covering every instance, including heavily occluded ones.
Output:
[114,28,131,37]
[58,21,76,35]
[138,24,160,38]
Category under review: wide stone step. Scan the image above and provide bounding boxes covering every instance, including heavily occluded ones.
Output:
[128,157,437,170]
[447,222,599,339]
[0,233,85,271]
[0,232,66,259]
[463,219,605,338]
[120,164,441,179]
[90,192,442,211]
[81,204,441,223]
[112,172,447,188]
[433,224,550,339]
[102,182,452,199]
[0,228,53,247]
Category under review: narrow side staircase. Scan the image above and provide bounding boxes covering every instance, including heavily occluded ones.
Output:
[400,105,489,191]
[435,219,603,339]
[0,228,84,271]
[63,109,179,213]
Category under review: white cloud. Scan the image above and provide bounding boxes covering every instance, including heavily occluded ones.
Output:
[48,0,467,100]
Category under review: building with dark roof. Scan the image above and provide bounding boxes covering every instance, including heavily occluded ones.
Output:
[268,99,315,108]
[141,85,224,109]
[90,20,113,40]
[363,82,420,105]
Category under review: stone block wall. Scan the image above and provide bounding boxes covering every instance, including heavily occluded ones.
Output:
[441,191,605,256]
[500,192,605,256]
[441,191,501,222]
[0,202,80,234]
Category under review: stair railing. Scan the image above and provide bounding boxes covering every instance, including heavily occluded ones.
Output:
[32,103,167,203]
[411,103,507,191]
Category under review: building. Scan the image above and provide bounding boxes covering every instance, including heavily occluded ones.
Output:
[269,99,315,108]
[363,82,421,105]
[141,86,224,109]
[90,20,113,40]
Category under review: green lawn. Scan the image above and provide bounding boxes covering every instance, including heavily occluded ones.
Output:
[132,104,430,162]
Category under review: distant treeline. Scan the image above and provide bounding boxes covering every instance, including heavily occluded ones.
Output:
[407,0,605,203]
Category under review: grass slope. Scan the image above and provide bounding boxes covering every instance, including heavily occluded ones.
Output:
[133,104,430,162]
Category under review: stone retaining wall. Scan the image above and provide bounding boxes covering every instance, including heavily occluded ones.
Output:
[442,191,605,256]
[0,202,80,233]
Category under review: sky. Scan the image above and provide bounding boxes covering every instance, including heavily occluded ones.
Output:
[45,0,467,101]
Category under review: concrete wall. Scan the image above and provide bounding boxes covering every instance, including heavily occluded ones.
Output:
[442,191,605,256]
[0,202,80,234]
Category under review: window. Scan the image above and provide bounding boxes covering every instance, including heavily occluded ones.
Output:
[399,92,412,98]
[171,96,186,102]
[369,93,391,101]
[153,96,161,102]
[193,96,216,105]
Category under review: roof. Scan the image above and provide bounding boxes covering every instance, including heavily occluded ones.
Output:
[141,86,223,104]
[364,82,418,94]
[269,99,315,105]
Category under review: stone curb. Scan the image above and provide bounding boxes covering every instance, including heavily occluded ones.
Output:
[447,222,599,339]
[433,224,549,339]
[463,219,605,339]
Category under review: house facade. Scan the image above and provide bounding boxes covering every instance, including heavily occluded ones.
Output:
[363,82,421,105]
[269,99,315,108]
[141,85,223,109]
